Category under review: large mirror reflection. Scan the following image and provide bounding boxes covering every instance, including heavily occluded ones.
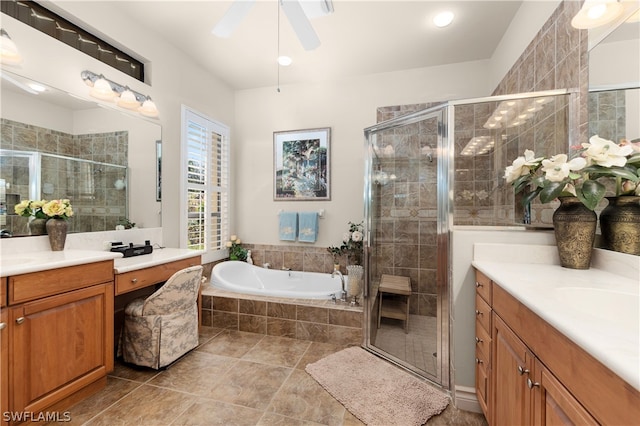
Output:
[0,70,161,237]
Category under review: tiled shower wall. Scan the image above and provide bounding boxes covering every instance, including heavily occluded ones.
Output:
[0,118,128,234]
[589,89,627,143]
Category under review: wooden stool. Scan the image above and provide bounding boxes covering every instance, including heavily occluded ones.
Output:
[377,274,411,333]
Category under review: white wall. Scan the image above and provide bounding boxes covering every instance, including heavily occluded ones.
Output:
[235,61,491,246]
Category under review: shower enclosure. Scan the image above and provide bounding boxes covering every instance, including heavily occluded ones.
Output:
[363,90,574,390]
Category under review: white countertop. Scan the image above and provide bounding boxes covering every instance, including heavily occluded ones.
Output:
[473,247,640,391]
[113,248,204,273]
[0,250,122,277]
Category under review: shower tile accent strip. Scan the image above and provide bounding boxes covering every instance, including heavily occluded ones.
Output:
[201,284,363,346]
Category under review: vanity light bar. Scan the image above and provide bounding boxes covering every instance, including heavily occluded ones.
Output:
[80,70,159,119]
[482,97,553,130]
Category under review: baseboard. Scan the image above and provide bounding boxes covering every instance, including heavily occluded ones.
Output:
[454,385,483,413]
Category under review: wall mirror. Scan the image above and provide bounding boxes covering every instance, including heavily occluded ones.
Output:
[0,69,162,237]
[588,10,640,143]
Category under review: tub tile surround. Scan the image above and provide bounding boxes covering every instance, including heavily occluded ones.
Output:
[201,284,364,346]
[472,243,639,390]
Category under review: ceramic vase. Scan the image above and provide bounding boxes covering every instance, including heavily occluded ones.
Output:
[28,218,47,236]
[346,265,364,305]
[552,196,596,269]
[599,196,640,256]
[46,219,68,251]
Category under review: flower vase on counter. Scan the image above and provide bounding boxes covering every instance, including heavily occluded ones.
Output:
[46,218,68,251]
[599,196,640,256]
[553,196,596,269]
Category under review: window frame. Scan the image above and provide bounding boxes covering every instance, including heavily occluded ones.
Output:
[180,105,230,263]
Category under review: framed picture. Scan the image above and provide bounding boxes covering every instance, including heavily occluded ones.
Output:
[274,127,331,200]
[156,140,162,201]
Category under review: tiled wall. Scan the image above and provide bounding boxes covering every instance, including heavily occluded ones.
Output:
[201,289,363,346]
[0,118,128,234]
[589,89,627,143]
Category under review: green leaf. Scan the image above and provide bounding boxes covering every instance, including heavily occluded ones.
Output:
[576,180,606,210]
[626,153,640,165]
[539,181,565,203]
[512,175,531,194]
[521,188,541,207]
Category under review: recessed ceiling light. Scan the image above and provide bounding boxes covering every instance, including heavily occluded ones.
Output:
[277,55,292,66]
[433,11,454,28]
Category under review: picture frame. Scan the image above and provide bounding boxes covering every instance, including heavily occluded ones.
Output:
[273,127,331,201]
[156,140,162,201]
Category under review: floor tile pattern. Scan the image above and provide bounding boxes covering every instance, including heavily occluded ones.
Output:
[49,327,487,425]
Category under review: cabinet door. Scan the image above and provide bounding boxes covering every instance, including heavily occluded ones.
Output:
[532,358,597,426]
[493,313,533,426]
[1,309,8,426]
[10,283,113,413]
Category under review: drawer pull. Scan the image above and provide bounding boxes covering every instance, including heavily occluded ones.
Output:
[475,281,483,288]
[131,278,138,283]
[527,378,540,389]
[518,365,530,376]
[475,337,483,344]
[16,317,25,325]
[475,310,484,316]
[475,358,484,364]
[0,322,6,330]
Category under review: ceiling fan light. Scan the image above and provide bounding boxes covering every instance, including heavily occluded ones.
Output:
[117,89,141,110]
[90,77,117,101]
[278,55,292,66]
[571,0,623,29]
[433,11,454,28]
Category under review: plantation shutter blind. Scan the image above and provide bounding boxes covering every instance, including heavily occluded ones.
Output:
[184,109,229,254]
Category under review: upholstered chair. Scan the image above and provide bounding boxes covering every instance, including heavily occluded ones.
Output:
[119,265,203,369]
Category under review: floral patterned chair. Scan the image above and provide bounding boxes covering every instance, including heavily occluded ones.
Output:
[119,265,203,369]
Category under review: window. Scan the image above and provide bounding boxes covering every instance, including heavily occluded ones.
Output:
[181,106,229,262]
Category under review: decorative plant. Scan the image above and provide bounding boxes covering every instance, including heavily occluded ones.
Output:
[14,199,47,219]
[118,218,136,229]
[226,235,247,261]
[328,221,364,265]
[504,135,640,211]
[42,199,74,220]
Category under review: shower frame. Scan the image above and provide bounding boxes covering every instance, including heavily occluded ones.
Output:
[362,88,575,393]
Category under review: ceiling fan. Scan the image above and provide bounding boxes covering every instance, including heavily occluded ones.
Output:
[212,0,333,51]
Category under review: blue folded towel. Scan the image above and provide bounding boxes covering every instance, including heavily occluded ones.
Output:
[298,212,318,243]
[279,212,298,241]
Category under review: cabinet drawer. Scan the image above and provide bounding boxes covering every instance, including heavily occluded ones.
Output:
[9,260,114,304]
[475,270,491,303]
[115,256,200,295]
[475,319,492,358]
[0,277,6,308]
[475,292,491,333]
[475,346,490,417]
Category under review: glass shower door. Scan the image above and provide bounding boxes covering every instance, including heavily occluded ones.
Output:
[363,105,450,389]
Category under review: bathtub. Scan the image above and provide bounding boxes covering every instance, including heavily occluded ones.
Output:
[211,261,344,299]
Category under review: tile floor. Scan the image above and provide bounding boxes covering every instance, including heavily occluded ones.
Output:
[51,327,487,426]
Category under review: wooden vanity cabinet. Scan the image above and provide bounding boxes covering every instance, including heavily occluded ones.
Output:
[475,268,639,425]
[1,277,8,426]
[6,261,114,418]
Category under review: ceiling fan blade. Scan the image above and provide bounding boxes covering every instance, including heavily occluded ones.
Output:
[280,0,321,51]
[212,0,256,38]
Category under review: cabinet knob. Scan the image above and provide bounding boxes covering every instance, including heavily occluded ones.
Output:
[0,322,6,330]
[131,278,138,283]
[475,310,483,316]
[475,358,484,364]
[475,337,483,344]
[475,282,483,288]
[15,317,25,325]
[527,378,540,389]
[518,365,530,376]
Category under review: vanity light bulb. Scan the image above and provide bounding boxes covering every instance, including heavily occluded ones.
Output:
[117,90,140,110]
[138,98,159,118]
[90,77,117,101]
[0,30,23,66]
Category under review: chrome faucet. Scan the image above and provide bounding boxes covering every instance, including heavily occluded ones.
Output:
[331,268,347,302]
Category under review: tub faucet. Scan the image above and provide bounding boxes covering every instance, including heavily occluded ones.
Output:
[331,269,347,302]
[263,263,271,269]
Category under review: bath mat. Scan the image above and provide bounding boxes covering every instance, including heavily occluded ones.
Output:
[305,346,449,426]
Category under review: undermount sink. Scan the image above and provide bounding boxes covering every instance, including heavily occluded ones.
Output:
[555,287,639,325]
